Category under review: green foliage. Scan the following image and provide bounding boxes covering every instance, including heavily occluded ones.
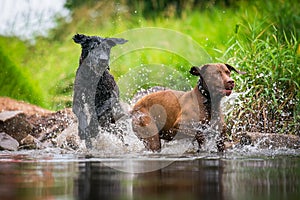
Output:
[261,0,300,40]
[223,12,300,134]
[65,0,238,18]
[0,47,46,107]
[64,0,97,9]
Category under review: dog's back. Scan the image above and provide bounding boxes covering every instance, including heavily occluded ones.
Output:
[131,89,204,138]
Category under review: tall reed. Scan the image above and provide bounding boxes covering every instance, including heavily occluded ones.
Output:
[224,18,299,135]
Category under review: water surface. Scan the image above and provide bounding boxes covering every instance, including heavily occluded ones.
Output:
[1,149,300,200]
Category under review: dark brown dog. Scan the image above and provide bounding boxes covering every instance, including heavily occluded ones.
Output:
[131,63,245,152]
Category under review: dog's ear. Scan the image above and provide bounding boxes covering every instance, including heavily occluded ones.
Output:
[190,66,201,76]
[73,34,89,45]
[225,63,246,74]
[106,38,128,47]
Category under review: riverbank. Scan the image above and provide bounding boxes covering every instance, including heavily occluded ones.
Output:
[1,97,299,152]
[0,97,77,151]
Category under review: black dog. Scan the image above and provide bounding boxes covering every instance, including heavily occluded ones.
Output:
[72,34,127,148]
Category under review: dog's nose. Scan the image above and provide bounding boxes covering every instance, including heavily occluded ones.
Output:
[227,79,234,85]
[227,79,235,89]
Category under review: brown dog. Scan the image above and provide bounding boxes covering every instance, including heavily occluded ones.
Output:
[131,63,245,152]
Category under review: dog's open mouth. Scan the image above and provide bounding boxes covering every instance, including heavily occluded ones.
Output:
[223,89,232,96]
[219,87,234,96]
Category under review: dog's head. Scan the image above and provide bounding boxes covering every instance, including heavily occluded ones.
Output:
[190,63,245,99]
[73,34,128,66]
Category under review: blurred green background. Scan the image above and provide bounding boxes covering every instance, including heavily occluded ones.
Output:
[0,0,299,134]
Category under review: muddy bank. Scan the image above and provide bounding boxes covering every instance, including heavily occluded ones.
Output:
[0,97,77,151]
[0,97,299,151]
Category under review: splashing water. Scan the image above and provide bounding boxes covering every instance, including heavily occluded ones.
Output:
[58,116,201,157]
[57,116,300,161]
[93,118,145,155]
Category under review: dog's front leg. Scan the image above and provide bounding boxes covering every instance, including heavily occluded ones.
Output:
[132,110,161,151]
[195,130,205,150]
[143,134,161,152]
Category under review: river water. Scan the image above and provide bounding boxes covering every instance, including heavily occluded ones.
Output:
[1,148,300,200]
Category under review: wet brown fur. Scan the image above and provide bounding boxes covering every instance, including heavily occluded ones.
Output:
[131,63,244,151]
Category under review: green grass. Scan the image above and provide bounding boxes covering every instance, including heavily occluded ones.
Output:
[0,0,298,134]
[220,3,300,135]
[0,45,46,107]
[224,22,300,135]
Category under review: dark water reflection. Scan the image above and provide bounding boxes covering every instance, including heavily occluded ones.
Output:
[0,153,300,200]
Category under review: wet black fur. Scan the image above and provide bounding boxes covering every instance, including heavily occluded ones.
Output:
[73,33,125,126]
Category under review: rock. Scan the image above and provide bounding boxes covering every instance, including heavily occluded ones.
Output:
[0,132,19,151]
[28,108,76,142]
[0,98,79,151]
[240,132,300,149]
[0,111,32,142]
[20,134,43,149]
